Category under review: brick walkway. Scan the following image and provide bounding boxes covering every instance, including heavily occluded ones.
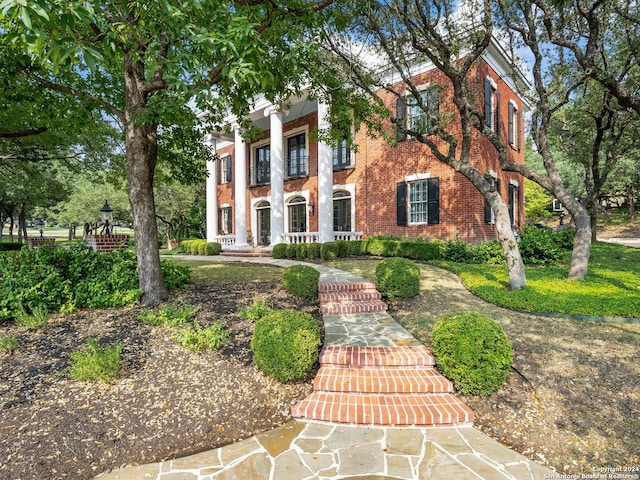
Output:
[96,256,556,479]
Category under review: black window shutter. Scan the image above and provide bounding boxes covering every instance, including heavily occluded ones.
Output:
[508,184,516,226]
[396,182,407,226]
[484,195,492,224]
[427,177,439,224]
[517,110,522,151]
[495,90,501,136]
[508,102,514,145]
[396,97,407,142]
[484,78,492,128]
[217,158,221,185]
[226,155,232,182]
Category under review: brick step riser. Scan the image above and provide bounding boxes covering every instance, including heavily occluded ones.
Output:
[319,292,382,303]
[314,367,453,394]
[318,282,378,293]
[319,346,435,367]
[291,392,474,427]
[320,302,388,315]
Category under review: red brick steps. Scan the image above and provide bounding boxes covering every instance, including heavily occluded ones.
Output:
[291,280,474,427]
[319,281,387,315]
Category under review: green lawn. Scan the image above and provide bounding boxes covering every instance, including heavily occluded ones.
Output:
[164,259,283,284]
[326,241,640,319]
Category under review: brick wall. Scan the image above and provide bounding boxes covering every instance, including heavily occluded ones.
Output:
[28,238,55,249]
[85,234,130,252]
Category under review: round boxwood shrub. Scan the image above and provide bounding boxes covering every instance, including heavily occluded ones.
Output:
[320,241,339,260]
[375,257,420,301]
[431,312,512,396]
[251,309,321,382]
[282,265,319,298]
[205,242,222,255]
[272,243,288,259]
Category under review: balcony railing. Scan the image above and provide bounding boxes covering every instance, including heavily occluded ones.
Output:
[285,156,309,179]
[250,165,271,186]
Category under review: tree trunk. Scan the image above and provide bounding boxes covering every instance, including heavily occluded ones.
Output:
[590,200,598,242]
[627,185,635,221]
[491,193,527,290]
[124,56,168,306]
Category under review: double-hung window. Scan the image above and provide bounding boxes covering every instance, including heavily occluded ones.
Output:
[396,87,439,141]
[253,145,270,185]
[286,133,307,179]
[333,191,352,231]
[218,207,232,234]
[484,77,500,134]
[288,196,307,233]
[333,138,351,170]
[218,155,232,184]
[396,177,440,225]
[508,101,521,150]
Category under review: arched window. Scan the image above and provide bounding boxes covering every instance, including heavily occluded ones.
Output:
[255,201,271,246]
[287,196,307,233]
[333,191,352,232]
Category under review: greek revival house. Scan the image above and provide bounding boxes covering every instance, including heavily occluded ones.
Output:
[204,38,527,250]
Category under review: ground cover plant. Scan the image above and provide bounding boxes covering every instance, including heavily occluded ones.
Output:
[322,256,640,474]
[0,261,319,480]
[66,338,123,382]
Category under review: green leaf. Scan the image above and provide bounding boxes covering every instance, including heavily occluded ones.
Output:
[19,6,31,29]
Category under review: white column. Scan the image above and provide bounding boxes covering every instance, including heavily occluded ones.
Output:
[267,108,285,246]
[205,138,218,242]
[317,100,334,243]
[233,127,249,248]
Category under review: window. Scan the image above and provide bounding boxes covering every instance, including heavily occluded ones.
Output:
[286,133,308,179]
[484,77,500,134]
[252,145,270,185]
[508,183,519,226]
[218,155,232,184]
[396,88,439,141]
[333,138,351,170]
[333,191,352,232]
[218,207,232,234]
[288,196,307,233]
[484,177,501,224]
[397,178,439,225]
[508,101,521,150]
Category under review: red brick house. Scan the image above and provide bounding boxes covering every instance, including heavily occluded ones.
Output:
[204,38,527,249]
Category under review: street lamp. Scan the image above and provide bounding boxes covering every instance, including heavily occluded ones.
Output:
[100,200,113,234]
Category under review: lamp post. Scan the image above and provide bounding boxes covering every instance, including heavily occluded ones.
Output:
[101,200,113,234]
[36,219,45,239]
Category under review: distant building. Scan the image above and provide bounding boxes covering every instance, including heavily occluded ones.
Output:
[204,37,526,249]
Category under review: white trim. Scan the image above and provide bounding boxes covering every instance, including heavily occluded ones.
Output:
[486,169,498,179]
[486,75,497,89]
[284,190,310,234]
[510,179,519,187]
[333,183,356,232]
[220,203,230,208]
[404,172,431,182]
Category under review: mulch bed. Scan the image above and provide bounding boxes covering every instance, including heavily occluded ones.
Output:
[0,280,319,480]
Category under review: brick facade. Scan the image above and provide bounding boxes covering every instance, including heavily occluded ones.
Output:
[84,234,130,252]
[209,53,526,245]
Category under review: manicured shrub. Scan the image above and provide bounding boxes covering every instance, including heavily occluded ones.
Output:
[295,243,307,259]
[346,240,366,256]
[197,240,208,255]
[205,242,222,255]
[442,238,475,263]
[282,265,319,298]
[334,240,350,258]
[432,312,512,396]
[375,257,420,301]
[320,241,339,260]
[272,243,287,259]
[404,240,444,261]
[286,243,298,259]
[367,238,400,257]
[306,242,321,259]
[251,309,321,382]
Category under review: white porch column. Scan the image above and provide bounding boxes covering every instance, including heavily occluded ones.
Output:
[234,127,249,248]
[267,108,285,246]
[205,138,218,242]
[317,100,334,243]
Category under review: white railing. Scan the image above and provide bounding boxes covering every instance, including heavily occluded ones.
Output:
[279,231,363,244]
[281,232,319,244]
[212,235,236,247]
[334,231,363,241]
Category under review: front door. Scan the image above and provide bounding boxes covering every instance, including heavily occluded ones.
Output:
[257,207,271,246]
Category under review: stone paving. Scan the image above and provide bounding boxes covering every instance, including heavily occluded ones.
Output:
[95,256,557,480]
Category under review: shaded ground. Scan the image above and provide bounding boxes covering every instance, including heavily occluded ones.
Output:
[389,263,640,475]
[0,274,319,480]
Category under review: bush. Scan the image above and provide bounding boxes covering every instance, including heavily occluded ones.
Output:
[306,242,321,259]
[286,243,298,259]
[375,257,420,301]
[442,238,475,263]
[0,243,23,252]
[205,242,222,255]
[519,225,569,265]
[431,312,512,396]
[474,241,505,265]
[251,309,321,382]
[282,265,319,298]
[320,242,339,260]
[67,338,123,382]
[161,261,191,290]
[272,243,288,259]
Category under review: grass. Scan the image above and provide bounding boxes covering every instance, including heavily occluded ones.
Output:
[166,259,283,283]
[324,241,640,319]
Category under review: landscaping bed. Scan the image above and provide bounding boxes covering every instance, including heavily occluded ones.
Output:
[0,276,319,480]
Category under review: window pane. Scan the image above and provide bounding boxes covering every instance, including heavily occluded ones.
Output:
[409,180,429,224]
